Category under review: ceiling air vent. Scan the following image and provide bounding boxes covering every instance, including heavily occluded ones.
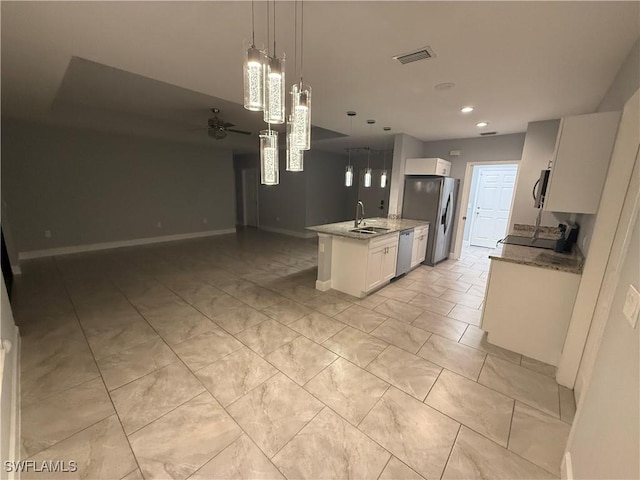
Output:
[480,131,497,136]
[393,46,436,65]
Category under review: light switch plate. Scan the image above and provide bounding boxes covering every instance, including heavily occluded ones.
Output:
[622,284,640,329]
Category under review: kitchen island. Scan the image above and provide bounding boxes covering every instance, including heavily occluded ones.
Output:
[307,217,429,298]
[481,228,585,366]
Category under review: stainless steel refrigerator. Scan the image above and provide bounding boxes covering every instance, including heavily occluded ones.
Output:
[402,176,459,266]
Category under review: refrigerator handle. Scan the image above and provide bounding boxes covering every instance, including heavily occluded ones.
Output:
[441,194,452,234]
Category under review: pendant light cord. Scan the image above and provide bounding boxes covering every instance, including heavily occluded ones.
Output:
[273,0,276,56]
[251,0,255,46]
[266,1,270,56]
[300,0,304,84]
[294,0,298,80]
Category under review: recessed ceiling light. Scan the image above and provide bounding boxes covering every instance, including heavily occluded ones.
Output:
[476,121,489,127]
[460,106,474,113]
[434,82,456,91]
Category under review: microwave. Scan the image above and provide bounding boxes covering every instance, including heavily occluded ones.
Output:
[534,169,551,208]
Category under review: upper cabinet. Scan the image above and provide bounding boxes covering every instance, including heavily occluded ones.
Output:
[405,157,451,177]
[544,111,621,214]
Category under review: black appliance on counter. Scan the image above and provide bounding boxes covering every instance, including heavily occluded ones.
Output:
[554,222,580,253]
[501,222,579,253]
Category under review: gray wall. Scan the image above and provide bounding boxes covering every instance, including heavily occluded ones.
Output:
[578,37,640,255]
[422,133,526,247]
[389,134,424,216]
[305,150,351,227]
[1,119,236,253]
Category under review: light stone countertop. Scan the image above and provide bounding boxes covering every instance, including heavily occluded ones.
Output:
[489,225,585,274]
[307,217,429,240]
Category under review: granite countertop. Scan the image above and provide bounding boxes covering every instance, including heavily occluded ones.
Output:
[307,217,429,240]
[489,225,585,274]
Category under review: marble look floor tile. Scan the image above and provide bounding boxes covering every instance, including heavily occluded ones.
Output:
[417,334,486,380]
[121,468,144,480]
[371,319,431,354]
[142,303,217,346]
[196,348,278,407]
[303,293,353,316]
[236,319,300,356]
[210,305,270,334]
[409,294,456,316]
[84,317,160,360]
[478,356,560,417]
[227,373,324,458]
[191,435,285,480]
[468,284,487,297]
[289,311,346,343]
[20,321,88,373]
[374,299,424,324]
[110,362,205,434]
[261,299,314,325]
[353,293,387,310]
[169,283,225,305]
[21,346,100,403]
[521,356,557,378]
[439,290,484,309]
[305,358,389,425]
[23,415,137,480]
[458,273,489,286]
[172,327,243,371]
[266,336,337,385]
[379,457,425,480]
[459,325,522,365]
[192,293,246,318]
[442,427,554,480]
[230,285,285,310]
[359,387,460,480]
[425,370,514,446]
[366,345,441,400]
[377,285,418,303]
[508,402,571,476]
[433,277,471,293]
[129,392,242,480]
[334,305,389,333]
[559,386,576,423]
[278,284,324,303]
[323,326,388,368]
[273,407,390,479]
[97,337,178,390]
[447,304,482,326]
[412,311,468,342]
[21,377,114,457]
[404,280,448,298]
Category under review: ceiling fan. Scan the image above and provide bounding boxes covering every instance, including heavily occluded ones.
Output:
[206,108,251,139]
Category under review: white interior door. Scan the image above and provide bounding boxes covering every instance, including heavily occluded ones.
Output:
[470,165,518,248]
[242,168,258,227]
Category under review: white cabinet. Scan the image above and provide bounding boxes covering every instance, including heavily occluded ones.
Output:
[405,158,451,176]
[330,232,399,298]
[481,260,581,366]
[544,111,621,214]
[411,225,429,268]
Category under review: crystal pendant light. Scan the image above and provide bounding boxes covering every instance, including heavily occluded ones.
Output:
[286,116,304,172]
[380,126,391,188]
[364,166,372,188]
[243,2,264,111]
[291,83,311,150]
[345,111,356,187]
[260,129,279,185]
[264,55,285,124]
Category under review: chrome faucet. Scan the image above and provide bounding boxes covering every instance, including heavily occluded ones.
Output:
[355,201,365,227]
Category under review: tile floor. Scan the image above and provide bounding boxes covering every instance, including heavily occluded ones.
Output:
[12,231,575,480]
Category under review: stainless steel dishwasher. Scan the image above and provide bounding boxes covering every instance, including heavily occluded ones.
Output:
[395,228,414,277]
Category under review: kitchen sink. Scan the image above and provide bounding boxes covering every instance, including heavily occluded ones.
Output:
[350,226,390,234]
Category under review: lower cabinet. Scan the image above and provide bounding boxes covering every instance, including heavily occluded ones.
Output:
[411,225,429,268]
[481,259,580,366]
[330,232,400,298]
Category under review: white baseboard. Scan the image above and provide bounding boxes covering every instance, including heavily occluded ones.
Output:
[260,226,316,239]
[561,451,573,480]
[315,279,331,291]
[18,228,237,260]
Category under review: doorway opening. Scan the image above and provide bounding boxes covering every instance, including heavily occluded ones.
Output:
[456,162,519,258]
[240,168,259,228]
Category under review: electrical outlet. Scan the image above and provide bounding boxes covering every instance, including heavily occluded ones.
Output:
[623,284,640,329]
[44,230,51,238]
[156,221,162,229]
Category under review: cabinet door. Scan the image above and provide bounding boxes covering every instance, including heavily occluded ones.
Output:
[417,229,428,264]
[365,247,384,291]
[411,227,428,267]
[381,244,398,282]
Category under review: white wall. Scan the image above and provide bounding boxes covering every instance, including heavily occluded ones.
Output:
[388,134,424,217]
[1,119,236,255]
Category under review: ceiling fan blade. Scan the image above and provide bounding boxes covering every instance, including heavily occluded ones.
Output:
[227,128,252,136]
[223,122,235,128]
[185,127,208,132]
